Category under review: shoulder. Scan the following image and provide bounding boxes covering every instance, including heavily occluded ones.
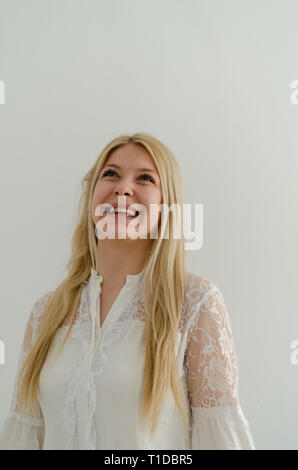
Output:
[184,270,223,305]
[29,290,56,337]
[31,290,55,318]
[182,271,227,331]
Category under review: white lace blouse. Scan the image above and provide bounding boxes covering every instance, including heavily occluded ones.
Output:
[0,267,256,450]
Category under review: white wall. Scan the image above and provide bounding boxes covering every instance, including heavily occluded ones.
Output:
[0,0,297,450]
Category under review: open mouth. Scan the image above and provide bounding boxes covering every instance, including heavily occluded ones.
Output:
[105,208,140,219]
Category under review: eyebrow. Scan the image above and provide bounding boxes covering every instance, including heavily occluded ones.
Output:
[103,163,158,176]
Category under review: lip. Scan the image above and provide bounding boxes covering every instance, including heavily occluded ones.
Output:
[106,209,139,218]
[106,201,137,211]
[102,201,141,216]
[111,211,137,218]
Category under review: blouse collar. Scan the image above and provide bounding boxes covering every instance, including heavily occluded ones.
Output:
[89,266,145,287]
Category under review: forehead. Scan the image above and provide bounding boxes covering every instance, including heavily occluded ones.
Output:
[106,143,158,171]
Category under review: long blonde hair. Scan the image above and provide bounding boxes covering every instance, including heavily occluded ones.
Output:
[17,132,190,439]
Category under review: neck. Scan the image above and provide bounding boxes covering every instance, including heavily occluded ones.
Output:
[95,238,152,286]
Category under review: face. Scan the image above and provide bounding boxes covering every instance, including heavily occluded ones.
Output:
[91,143,163,241]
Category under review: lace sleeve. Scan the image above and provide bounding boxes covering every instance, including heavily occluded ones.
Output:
[0,292,53,450]
[184,283,256,450]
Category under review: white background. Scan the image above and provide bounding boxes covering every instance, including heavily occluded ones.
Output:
[0,0,297,450]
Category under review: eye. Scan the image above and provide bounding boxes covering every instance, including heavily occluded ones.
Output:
[102,169,117,177]
[139,173,155,183]
[102,169,155,184]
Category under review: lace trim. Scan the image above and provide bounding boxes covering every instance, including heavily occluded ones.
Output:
[184,284,240,408]
[8,410,44,427]
[8,295,50,426]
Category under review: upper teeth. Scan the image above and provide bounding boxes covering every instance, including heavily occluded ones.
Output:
[107,207,137,216]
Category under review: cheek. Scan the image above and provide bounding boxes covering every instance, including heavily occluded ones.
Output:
[141,197,163,227]
[91,185,109,220]
[141,187,162,207]
[141,190,162,219]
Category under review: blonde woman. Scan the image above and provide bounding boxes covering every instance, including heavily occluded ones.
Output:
[0,133,255,450]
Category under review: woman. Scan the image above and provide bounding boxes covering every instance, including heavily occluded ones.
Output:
[0,132,256,450]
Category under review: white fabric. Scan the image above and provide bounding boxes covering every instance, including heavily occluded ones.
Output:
[0,268,256,450]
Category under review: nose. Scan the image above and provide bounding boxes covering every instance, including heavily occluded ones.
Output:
[113,182,133,197]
